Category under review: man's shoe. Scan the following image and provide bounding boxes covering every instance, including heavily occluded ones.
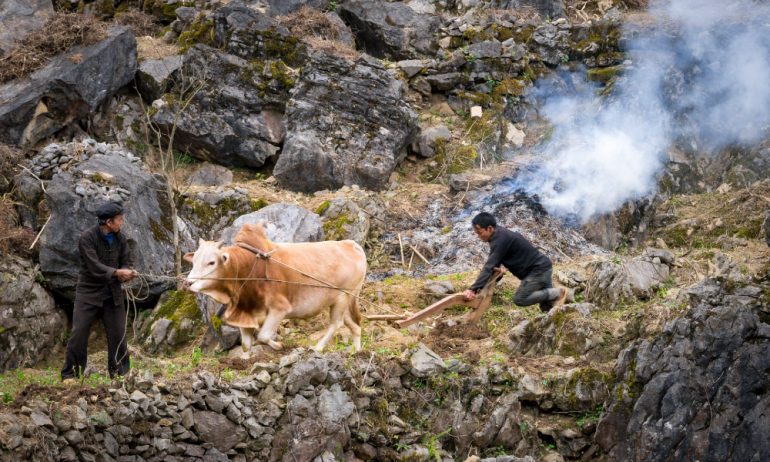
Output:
[553,287,569,306]
[62,377,77,385]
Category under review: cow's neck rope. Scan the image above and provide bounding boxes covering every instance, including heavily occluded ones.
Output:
[132,245,403,317]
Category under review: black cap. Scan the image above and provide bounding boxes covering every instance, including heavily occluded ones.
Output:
[95,202,123,220]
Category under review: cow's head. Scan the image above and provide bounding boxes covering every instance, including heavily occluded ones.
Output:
[184,238,232,304]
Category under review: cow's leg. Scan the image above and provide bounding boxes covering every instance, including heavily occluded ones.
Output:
[343,299,362,352]
[240,327,255,357]
[314,299,346,352]
[257,308,287,350]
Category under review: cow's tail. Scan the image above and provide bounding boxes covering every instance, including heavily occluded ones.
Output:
[349,295,363,326]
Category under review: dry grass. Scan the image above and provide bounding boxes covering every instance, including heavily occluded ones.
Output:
[280,6,344,41]
[114,8,162,37]
[136,36,179,60]
[481,7,541,23]
[303,36,359,60]
[279,6,359,59]
[0,144,23,187]
[0,196,34,256]
[0,13,108,84]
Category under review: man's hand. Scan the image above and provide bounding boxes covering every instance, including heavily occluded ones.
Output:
[115,269,135,282]
[463,289,476,301]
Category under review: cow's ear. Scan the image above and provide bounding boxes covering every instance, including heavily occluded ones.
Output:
[221,252,230,264]
[198,238,205,246]
[216,240,225,249]
[183,252,194,263]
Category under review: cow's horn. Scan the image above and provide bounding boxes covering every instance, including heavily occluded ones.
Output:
[216,240,224,249]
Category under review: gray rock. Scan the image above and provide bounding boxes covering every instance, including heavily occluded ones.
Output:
[410,343,445,377]
[414,125,451,158]
[597,278,770,461]
[508,303,615,361]
[0,0,52,54]
[39,141,190,301]
[0,255,64,372]
[317,197,370,244]
[193,410,247,452]
[447,172,493,192]
[152,46,285,169]
[222,203,324,244]
[30,411,53,428]
[586,252,672,308]
[185,162,233,187]
[284,356,333,395]
[0,27,137,147]
[426,72,467,91]
[338,0,440,59]
[424,280,454,296]
[317,384,355,424]
[274,51,418,192]
[397,59,430,78]
[149,318,172,347]
[136,55,184,103]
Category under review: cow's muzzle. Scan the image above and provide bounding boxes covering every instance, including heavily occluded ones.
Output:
[181,279,193,292]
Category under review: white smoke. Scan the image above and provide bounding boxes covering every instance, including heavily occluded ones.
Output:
[522,0,770,223]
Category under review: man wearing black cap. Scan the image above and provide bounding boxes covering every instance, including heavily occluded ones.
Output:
[62,202,135,381]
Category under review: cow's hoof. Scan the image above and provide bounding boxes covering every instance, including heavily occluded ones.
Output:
[267,340,283,350]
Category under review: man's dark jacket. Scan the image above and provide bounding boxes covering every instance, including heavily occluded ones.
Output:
[75,225,133,307]
[470,226,551,292]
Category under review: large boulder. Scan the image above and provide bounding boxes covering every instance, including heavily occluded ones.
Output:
[0,27,137,147]
[585,248,674,308]
[151,45,288,169]
[0,0,53,55]
[274,50,418,192]
[337,0,440,59]
[509,303,618,362]
[596,277,770,461]
[135,54,183,103]
[0,255,64,372]
[221,203,324,244]
[316,197,370,244]
[37,139,191,301]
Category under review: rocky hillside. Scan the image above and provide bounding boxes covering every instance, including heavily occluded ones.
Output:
[1,0,769,461]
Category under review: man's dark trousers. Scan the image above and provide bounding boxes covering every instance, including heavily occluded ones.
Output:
[62,298,130,379]
[513,268,562,312]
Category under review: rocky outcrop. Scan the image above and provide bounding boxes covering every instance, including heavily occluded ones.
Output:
[0,349,604,461]
[135,54,183,103]
[316,197,370,244]
[274,50,418,192]
[596,277,770,461]
[0,255,64,372]
[338,0,440,59]
[509,303,619,362]
[221,203,324,244]
[585,248,675,308]
[0,0,53,54]
[0,27,137,147]
[151,45,288,169]
[37,139,191,301]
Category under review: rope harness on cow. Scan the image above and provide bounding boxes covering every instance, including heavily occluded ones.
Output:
[124,242,405,319]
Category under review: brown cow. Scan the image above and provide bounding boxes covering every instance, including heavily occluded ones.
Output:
[184,223,367,353]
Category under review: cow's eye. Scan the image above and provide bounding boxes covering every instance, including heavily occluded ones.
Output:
[208,261,215,266]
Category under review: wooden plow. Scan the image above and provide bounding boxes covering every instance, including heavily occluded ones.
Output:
[365,267,505,327]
